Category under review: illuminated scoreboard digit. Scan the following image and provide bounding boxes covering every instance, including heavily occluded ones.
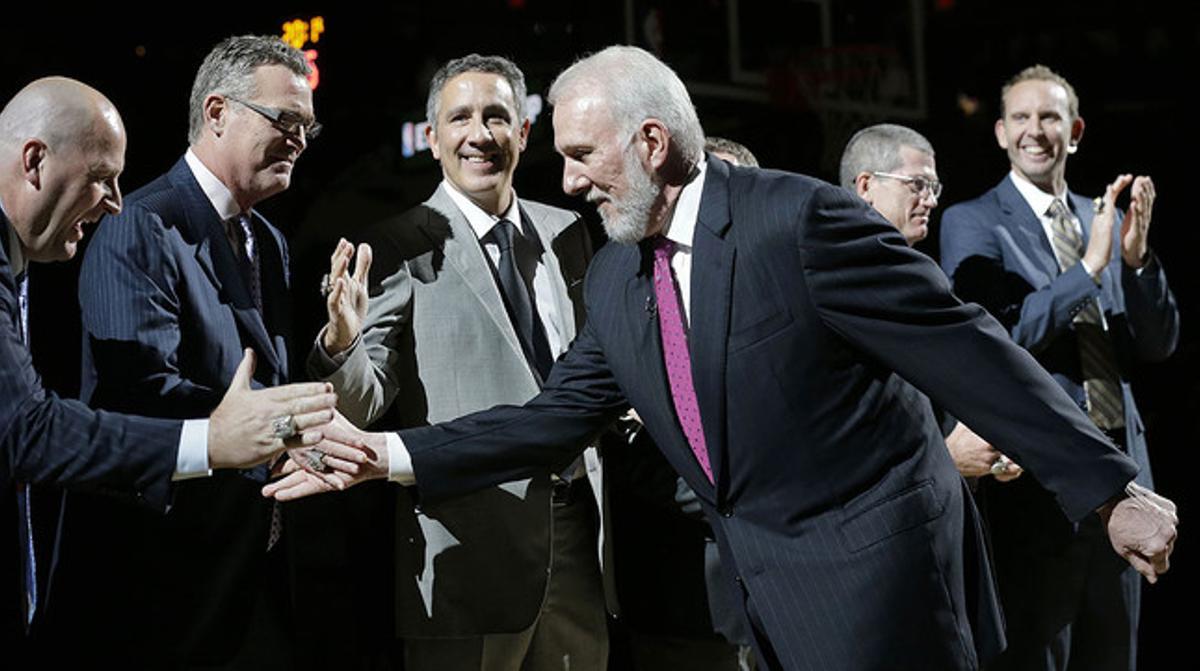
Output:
[281,16,324,90]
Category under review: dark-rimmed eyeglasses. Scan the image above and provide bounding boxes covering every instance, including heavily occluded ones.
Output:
[871,171,942,199]
[227,96,322,140]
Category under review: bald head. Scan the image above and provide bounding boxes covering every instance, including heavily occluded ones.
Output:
[0,77,123,153]
[0,77,125,262]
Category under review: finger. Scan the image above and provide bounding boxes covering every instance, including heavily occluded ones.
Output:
[1123,550,1158,583]
[283,428,325,449]
[1108,174,1133,203]
[320,454,361,475]
[262,470,308,497]
[273,474,340,501]
[329,239,352,277]
[229,348,257,392]
[1150,548,1170,575]
[353,243,373,285]
[291,407,336,432]
[314,439,370,464]
[329,275,346,312]
[261,381,335,403]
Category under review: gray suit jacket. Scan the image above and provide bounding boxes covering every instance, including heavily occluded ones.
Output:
[310,185,600,636]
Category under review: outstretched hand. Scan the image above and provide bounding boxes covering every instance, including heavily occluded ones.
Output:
[208,349,338,469]
[263,410,389,501]
[1101,482,1178,584]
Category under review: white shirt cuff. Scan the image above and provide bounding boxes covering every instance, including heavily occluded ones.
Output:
[173,419,213,481]
[386,432,415,485]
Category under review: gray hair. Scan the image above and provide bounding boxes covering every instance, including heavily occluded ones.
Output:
[838,123,934,190]
[705,136,759,168]
[426,54,527,127]
[188,35,310,144]
[549,46,704,167]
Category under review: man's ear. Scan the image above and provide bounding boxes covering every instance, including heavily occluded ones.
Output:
[1068,115,1085,154]
[21,138,47,189]
[854,172,873,202]
[994,118,1009,151]
[203,94,230,137]
[425,122,441,161]
[638,118,671,171]
[517,117,531,153]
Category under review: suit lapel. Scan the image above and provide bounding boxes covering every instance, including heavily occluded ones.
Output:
[521,205,577,344]
[422,188,529,370]
[996,177,1060,279]
[168,160,281,377]
[689,160,734,495]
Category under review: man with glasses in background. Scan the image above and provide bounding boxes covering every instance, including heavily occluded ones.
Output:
[46,35,322,670]
[940,65,1179,671]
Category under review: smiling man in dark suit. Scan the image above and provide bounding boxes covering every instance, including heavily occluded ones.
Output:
[48,36,323,669]
[0,76,340,662]
[939,65,1179,671]
[270,47,1177,671]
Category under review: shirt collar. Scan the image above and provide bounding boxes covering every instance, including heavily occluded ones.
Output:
[440,180,523,241]
[185,148,244,221]
[1008,169,1069,217]
[0,200,27,278]
[661,155,708,250]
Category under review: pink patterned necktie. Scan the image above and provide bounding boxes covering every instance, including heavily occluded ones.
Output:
[652,237,714,483]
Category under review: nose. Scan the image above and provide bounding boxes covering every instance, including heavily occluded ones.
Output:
[289,125,308,152]
[561,161,589,196]
[923,189,939,209]
[467,116,494,144]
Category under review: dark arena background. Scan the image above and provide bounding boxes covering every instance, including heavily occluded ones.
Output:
[5,2,1195,667]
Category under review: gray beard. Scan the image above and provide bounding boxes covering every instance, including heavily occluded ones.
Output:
[594,146,661,246]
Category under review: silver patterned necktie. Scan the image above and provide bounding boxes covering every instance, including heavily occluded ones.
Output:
[1046,199,1124,430]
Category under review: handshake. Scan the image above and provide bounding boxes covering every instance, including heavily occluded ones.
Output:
[204,347,388,490]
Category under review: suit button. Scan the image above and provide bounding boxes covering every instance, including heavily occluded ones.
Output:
[734,575,744,585]
[720,505,734,518]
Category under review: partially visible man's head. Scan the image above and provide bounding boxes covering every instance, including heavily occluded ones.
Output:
[424,54,530,215]
[840,123,939,246]
[549,46,704,244]
[705,136,759,168]
[188,35,313,210]
[0,77,125,262]
[994,64,1082,195]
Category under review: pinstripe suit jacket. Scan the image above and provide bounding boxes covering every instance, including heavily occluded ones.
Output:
[54,157,291,662]
[397,158,1140,670]
[0,211,179,643]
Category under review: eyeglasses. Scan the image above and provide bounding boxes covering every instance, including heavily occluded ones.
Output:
[871,171,942,199]
[227,96,322,140]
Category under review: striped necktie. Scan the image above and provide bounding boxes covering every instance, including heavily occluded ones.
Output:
[1046,198,1124,430]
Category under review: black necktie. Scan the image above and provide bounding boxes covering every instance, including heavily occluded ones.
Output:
[229,215,261,312]
[489,219,553,379]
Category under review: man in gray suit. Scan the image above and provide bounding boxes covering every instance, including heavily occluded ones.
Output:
[309,54,607,670]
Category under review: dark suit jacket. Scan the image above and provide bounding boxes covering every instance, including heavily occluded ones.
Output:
[398,159,1139,671]
[50,157,292,664]
[0,211,179,647]
[939,175,1178,646]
